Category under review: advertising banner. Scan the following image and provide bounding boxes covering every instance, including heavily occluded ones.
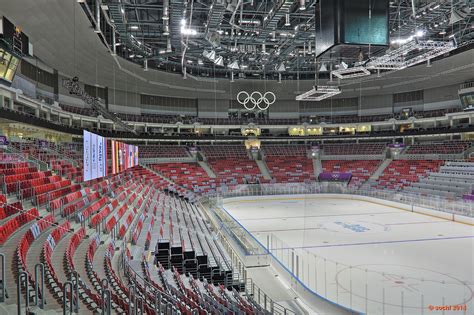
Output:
[83,130,107,181]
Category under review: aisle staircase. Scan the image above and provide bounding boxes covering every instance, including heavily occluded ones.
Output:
[255,159,272,181]
[197,160,217,178]
[369,158,393,181]
[313,158,323,178]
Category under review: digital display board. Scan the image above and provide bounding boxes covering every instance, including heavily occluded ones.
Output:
[1,17,30,55]
[315,0,389,57]
[342,0,389,46]
[0,48,19,82]
[83,130,107,182]
[111,140,139,174]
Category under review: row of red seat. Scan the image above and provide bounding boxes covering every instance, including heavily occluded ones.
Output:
[323,143,387,156]
[33,179,71,198]
[118,208,137,239]
[63,191,99,217]
[262,144,309,157]
[90,199,119,228]
[0,207,39,245]
[322,160,381,187]
[49,187,90,211]
[20,178,71,200]
[36,183,82,206]
[0,162,29,170]
[131,213,146,245]
[375,160,443,190]
[65,228,86,271]
[17,214,55,290]
[104,204,128,232]
[78,196,109,222]
[18,175,62,192]
[266,156,315,183]
[0,166,37,176]
[208,158,264,185]
[144,217,155,250]
[42,221,71,297]
[152,163,216,193]
[4,170,51,191]
[0,201,23,220]
[404,141,472,155]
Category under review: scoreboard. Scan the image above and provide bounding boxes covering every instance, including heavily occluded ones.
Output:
[0,16,29,55]
[315,0,389,57]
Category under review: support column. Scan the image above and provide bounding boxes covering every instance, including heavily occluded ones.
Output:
[8,98,14,110]
[0,96,4,108]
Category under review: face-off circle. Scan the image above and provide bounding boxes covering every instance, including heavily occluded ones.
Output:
[334,264,473,310]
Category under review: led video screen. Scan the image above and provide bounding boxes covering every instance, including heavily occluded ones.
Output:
[111,140,139,174]
[83,130,107,182]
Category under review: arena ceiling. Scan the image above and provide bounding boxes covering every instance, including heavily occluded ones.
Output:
[92,0,472,79]
[0,0,473,99]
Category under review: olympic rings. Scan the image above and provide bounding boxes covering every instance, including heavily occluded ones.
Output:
[237,91,276,111]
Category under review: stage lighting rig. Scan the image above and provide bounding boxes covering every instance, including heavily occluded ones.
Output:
[366,39,456,70]
[296,85,342,101]
[331,66,371,80]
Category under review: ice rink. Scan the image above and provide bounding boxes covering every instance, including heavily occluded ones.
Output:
[224,194,474,315]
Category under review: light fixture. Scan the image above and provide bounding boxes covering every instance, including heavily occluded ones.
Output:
[331,66,371,79]
[130,25,139,30]
[285,14,290,26]
[449,8,466,25]
[181,26,197,35]
[299,0,306,10]
[276,62,286,72]
[296,85,341,101]
[214,56,224,67]
[203,50,216,61]
[228,60,240,70]
[163,24,170,36]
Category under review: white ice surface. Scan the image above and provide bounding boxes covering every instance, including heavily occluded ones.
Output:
[224,195,474,315]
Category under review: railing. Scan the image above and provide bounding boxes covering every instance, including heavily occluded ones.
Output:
[460,81,474,90]
[321,154,385,160]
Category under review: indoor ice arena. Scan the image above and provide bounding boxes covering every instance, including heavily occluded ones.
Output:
[0,0,473,314]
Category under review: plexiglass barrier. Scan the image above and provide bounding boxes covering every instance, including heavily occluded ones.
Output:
[266,233,472,315]
[207,182,473,218]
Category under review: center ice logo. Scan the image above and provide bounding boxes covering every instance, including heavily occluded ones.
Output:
[334,221,370,232]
